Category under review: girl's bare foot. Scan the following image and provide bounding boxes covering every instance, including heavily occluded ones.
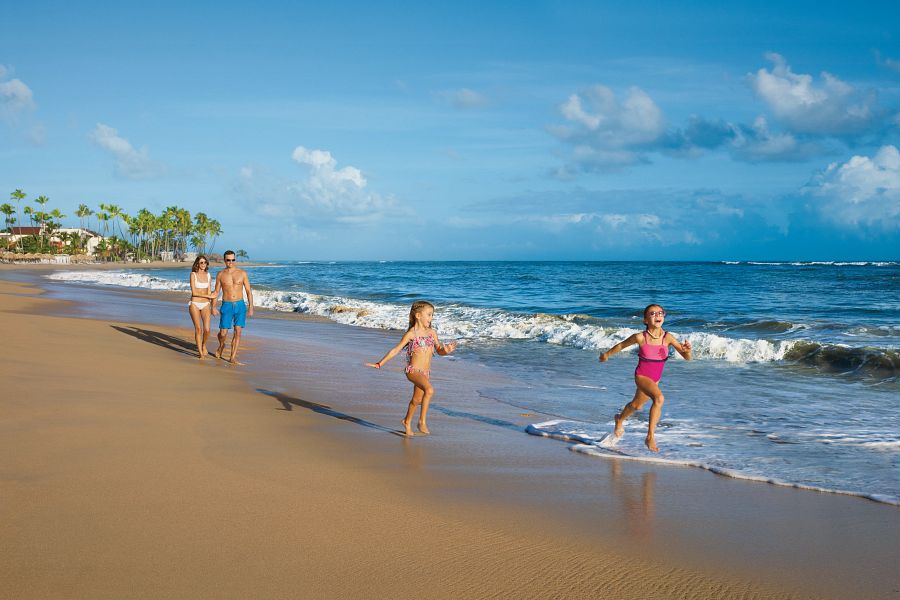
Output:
[645,437,659,452]
[402,419,414,436]
[417,422,430,435]
[613,413,625,437]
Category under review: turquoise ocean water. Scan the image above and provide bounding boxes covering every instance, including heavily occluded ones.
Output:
[48,261,900,504]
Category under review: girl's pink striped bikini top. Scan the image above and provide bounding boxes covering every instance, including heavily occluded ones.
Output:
[406,335,435,362]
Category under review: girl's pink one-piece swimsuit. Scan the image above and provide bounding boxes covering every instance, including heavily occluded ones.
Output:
[634,330,668,383]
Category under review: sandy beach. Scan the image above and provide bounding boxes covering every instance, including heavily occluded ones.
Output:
[1,269,898,599]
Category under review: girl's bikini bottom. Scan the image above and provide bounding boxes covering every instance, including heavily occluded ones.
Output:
[189,300,210,310]
[405,365,430,378]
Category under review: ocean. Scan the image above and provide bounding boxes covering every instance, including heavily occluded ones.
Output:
[47,260,900,505]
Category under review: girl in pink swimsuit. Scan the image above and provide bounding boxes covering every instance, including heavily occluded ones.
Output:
[366,300,458,437]
[599,304,693,452]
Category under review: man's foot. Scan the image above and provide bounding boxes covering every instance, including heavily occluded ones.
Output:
[401,419,413,436]
[228,358,245,366]
[613,413,625,437]
[645,437,659,452]
[417,422,430,435]
[214,346,224,359]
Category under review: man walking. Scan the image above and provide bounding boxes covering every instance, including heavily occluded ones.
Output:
[214,250,253,364]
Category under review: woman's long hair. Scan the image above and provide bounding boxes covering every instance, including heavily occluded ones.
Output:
[408,300,435,331]
[191,254,210,273]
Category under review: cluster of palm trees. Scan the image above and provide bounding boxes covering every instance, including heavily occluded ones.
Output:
[3,189,225,262]
[1,190,67,254]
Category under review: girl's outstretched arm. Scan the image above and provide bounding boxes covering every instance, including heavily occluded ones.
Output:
[366,330,415,369]
[433,330,457,356]
[599,333,640,362]
[667,333,693,360]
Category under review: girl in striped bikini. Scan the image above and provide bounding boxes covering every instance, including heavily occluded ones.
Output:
[367,300,457,436]
[599,304,693,452]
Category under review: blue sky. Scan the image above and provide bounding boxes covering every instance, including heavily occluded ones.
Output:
[2,0,899,260]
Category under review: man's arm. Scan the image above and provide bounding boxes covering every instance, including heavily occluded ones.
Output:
[243,271,253,317]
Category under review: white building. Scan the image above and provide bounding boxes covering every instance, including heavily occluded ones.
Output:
[0,226,105,255]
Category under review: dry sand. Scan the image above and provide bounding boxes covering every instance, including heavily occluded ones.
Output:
[0,276,894,599]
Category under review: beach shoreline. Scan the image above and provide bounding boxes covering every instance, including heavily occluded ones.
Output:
[1,267,898,598]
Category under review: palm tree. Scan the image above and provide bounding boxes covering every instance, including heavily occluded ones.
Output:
[48,208,65,254]
[10,189,25,252]
[97,210,111,242]
[106,204,128,240]
[206,219,222,255]
[0,203,14,233]
[193,212,210,253]
[76,204,93,231]
[175,207,192,257]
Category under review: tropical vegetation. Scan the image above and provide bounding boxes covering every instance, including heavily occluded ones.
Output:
[3,189,224,262]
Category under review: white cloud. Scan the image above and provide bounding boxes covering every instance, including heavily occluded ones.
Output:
[730,115,820,162]
[89,123,164,179]
[875,50,900,74]
[239,147,398,223]
[28,124,46,145]
[749,53,878,136]
[554,85,665,163]
[447,88,488,109]
[598,213,660,231]
[804,145,900,228]
[0,65,35,113]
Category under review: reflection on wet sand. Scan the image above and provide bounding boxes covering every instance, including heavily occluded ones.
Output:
[609,460,656,542]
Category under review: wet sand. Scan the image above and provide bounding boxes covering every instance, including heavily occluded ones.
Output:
[1,269,898,599]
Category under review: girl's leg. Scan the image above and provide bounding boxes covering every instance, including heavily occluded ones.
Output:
[404,371,434,435]
[188,304,204,358]
[634,375,665,452]
[614,387,649,437]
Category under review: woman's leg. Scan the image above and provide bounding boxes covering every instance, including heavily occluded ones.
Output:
[634,375,665,452]
[404,371,434,435]
[189,304,204,358]
[200,306,212,356]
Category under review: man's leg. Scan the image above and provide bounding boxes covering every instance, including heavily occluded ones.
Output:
[229,326,243,364]
[215,328,228,359]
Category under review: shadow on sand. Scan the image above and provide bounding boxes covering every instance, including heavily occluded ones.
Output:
[257,388,402,435]
[111,325,197,357]
[430,405,524,432]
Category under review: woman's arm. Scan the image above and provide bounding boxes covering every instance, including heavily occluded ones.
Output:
[599,333,640,362]
[366,331,415,368]
[667,333,693,360]
[189,272,200,297]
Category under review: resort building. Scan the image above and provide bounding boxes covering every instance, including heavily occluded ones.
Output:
[1,226,105,255]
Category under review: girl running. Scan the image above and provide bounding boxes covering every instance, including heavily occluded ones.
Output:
[599,303,692,452]
[367,300,457,436]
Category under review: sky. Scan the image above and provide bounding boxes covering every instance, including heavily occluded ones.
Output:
[1,0,899,260]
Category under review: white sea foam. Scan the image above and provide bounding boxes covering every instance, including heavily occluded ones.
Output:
[46,270,189,291]
[724,261,898,267]
[45,269,808,364]
[527,420,900,506]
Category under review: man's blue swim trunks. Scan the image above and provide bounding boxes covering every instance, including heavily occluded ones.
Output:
[219,300,247,329]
